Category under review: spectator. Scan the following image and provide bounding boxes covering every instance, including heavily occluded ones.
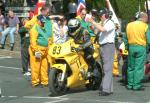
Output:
[90,9,99,22]
[27,0,38,7]
[0,10,4,34]
[119,37,128,85]
[89,8,116,96]
[68,0,77,19]
[53,16,68,44]
[124,12,150,90]
[19,18,31,76]
[76,8,95,37]
[0,10,20,51]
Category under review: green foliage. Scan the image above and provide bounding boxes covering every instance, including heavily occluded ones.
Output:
[113,0,146,20]
[89,0,146,21]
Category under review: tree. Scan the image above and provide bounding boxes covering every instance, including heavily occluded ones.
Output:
[86,0,146,21]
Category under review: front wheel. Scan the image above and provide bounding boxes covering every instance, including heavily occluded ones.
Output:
[86,61,103,90]
[48,68,67,96]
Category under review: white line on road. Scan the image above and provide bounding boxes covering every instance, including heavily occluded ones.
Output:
[23,95,68,99]
[8,96,18,98]
[0,65,20,70]
[45,98,69,103]
[1,95,68,99]
[1,95,69,103]
[0,56,12,59]
[97,101,135,103]
[0,95,137,103]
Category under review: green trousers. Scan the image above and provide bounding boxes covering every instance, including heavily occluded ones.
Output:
[127,45,146,89]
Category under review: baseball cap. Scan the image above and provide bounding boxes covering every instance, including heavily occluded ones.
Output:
[98,9,107,16]
[37,15,47,23]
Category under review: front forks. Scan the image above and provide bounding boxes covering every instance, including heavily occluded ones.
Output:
[60,64,67,82]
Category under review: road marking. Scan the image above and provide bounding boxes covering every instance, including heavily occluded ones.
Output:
[0,95,137,103]
[0,56,12,59]
[58,98,135,103]
[1,96,5,98]
[1,95,68,99]
[23,95,67,99]
[8,96,18,98]
[1,95,69,103]
[45,98,69,103]
[0,66,20,70]
[98,101,135,103]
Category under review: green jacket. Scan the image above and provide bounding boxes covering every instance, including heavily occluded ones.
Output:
[79,19,95,37]
[18,26,30,47]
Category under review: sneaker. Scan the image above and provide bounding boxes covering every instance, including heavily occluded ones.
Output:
[0,44,4,49]
[23,72,31,76]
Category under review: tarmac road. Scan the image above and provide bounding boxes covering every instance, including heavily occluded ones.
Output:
[0,56,150,103]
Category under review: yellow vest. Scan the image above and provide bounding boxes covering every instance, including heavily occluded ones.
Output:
[126,20,148,46]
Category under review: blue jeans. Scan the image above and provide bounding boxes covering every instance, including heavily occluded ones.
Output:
[0,26,3,40]
[1,27,16,45]
[0,26,3,33]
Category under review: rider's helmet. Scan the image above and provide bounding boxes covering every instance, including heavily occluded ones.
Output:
[68,19,80,37]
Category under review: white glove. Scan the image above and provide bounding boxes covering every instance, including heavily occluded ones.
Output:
[35,51,41,59]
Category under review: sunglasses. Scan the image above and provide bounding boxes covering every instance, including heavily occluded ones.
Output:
[81,13,86,16]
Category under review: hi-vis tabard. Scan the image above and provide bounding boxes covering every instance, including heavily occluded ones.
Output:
[126,20,148,46]
[36,19,53,47]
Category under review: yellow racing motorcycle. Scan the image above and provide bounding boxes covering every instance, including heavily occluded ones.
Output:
[48,19,103,96]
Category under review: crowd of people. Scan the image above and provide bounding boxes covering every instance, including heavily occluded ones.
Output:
[0,1,150,96]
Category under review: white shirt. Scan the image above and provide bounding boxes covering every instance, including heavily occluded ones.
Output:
[99,19,115,45]
[53,22,68,44]
[68,2,77,14]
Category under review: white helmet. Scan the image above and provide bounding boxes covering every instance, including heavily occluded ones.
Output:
[68,19,80,35]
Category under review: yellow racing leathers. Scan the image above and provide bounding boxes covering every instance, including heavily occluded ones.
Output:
[29,18,52,86]
[24,16,38,30]
[113,50,119,76]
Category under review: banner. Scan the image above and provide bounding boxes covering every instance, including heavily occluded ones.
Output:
[77,0,86,16]
[34,0,46,15]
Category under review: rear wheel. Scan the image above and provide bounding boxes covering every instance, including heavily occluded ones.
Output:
[49,68,67,96]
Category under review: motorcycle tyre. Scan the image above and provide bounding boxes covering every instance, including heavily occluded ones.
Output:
[48,68,67,96]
